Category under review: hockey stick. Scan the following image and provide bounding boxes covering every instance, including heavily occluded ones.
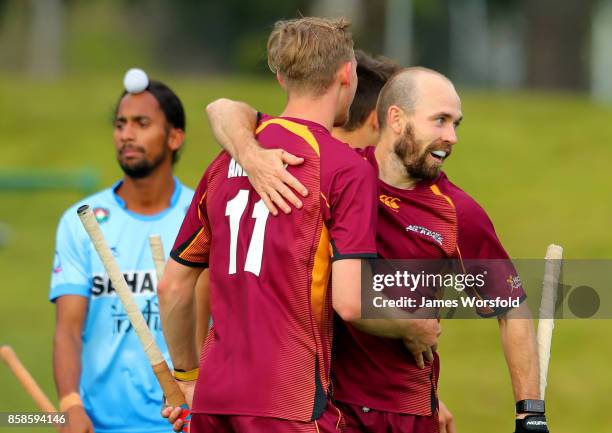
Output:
[536,244,563,399]
[0,345,57,413]
[0,345,62,432]
[149,234,166,281]
[77,205,190,431]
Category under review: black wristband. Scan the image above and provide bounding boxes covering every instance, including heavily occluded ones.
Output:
[514,414,549,433]
[516,399,545,414]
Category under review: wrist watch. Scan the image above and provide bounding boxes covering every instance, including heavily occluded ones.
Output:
[516,399,545,414]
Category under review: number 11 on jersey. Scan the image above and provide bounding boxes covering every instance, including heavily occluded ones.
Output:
[225,189,270,276]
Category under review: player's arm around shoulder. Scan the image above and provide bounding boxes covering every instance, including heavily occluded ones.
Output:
[206,98,259,162]
[205,99,307,214]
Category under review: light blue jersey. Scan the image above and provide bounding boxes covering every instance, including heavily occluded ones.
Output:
[50,177,193,433]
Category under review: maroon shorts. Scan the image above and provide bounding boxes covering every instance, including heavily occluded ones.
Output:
[336,401,439,433]
[190,401,345,433]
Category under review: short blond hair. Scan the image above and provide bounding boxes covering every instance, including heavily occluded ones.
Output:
[267,17,354,95]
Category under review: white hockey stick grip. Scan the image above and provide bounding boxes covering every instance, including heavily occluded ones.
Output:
[77,205,165,366]
[537,244,563,399]
[149,234,166,282]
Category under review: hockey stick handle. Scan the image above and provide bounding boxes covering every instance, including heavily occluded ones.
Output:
[77,205,188,415]
[149,234,166,282]
[537,244,563,400]
[0,345,58,414]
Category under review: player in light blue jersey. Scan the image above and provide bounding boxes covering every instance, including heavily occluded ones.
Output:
[50,70,194,433]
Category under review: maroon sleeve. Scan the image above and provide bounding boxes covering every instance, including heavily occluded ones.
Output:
[327,159,378,261]
[170,171,211,268]
[457,198,526,315]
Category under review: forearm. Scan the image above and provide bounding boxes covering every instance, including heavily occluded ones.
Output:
[350,318,417,339]
[159,282,198,371]
[206,98,308,215]
[206,98,259,162]
[53,329,82,398]
[349,314,439,368]
[333,260,438,341]
[499,306,540,401]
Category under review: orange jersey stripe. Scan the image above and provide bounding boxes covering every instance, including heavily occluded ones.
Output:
[256,118,321,156]
[311,225,331,327]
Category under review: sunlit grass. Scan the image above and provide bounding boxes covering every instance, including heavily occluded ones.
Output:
[1,74,610,433]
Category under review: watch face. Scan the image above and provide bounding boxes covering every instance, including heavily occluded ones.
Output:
[517,399,545,414]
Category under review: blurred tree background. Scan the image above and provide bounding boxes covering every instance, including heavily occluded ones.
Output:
[1,0,609,96]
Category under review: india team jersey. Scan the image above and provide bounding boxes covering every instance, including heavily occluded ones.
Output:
[171,115,378,422]
[333,146,526,416]
[49,178,193,433]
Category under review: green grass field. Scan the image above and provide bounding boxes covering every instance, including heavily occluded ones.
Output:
[1,74,611,433]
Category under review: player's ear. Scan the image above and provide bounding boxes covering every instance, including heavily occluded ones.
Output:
[167,127,185,152]
[276,72,287,90]
[387,105,405,135]
[366,109,379,133]
[338,61,352,86]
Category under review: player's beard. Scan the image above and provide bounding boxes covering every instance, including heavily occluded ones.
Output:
[118,144,168,179]
[393,124,450,181]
